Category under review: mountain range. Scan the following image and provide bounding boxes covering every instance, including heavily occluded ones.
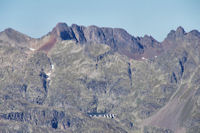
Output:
[0,23,200,133]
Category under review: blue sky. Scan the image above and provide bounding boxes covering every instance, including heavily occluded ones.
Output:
[0,0,199,41]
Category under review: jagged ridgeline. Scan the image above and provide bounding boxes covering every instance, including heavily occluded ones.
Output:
[0,23,200,133]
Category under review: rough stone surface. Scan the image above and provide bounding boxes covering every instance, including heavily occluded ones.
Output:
[0,23,200,133]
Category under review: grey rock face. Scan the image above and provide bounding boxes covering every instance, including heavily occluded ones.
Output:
[0,24,200,133]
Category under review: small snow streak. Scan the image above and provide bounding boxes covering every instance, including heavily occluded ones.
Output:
[52,64,55,70]
[29,48,36,51]
[46,64,55,81]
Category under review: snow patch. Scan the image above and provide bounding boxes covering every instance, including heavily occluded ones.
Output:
[51,64,55,70]
[46,72,51,80]
[29,48,36,51]
[46,64,55,81]
[142,57,147,60]
[141,57,150,61]
[46,72,51,76]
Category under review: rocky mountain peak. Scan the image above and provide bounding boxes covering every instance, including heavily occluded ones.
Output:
[2,28,26,38]
[175,26,186,37]
[165,29,176,40]
[54,22,69,31]
[56,22,68,27]
[3,28,16,34]
[0,27,32,47]
[137,35,160,48]
[164,26,186,42]
[51,22,76,41]
[187,30,200,38]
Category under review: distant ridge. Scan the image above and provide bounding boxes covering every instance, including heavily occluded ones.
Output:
[1,23,200,59]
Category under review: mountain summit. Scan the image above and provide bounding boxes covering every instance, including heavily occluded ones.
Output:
[42,22,160,59]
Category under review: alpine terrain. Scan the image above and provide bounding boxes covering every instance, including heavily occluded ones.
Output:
[0,22,200,133]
